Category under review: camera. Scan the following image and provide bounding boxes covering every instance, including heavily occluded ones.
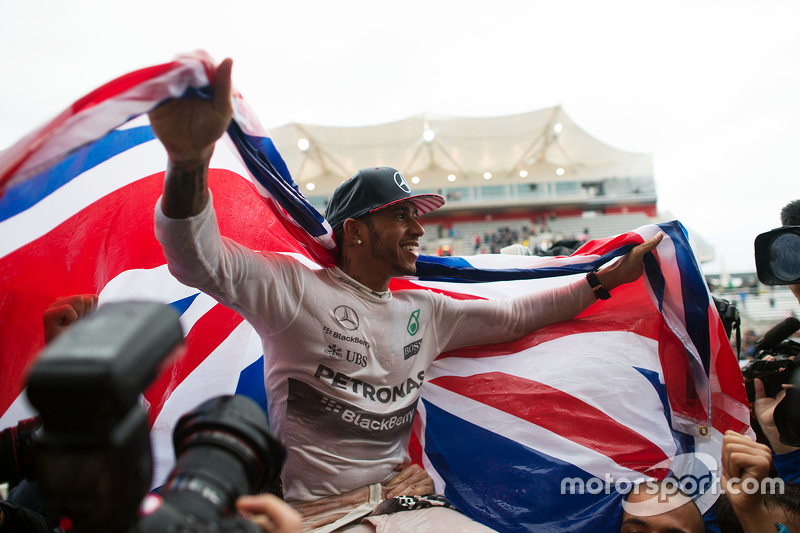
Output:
[713,296,741,357]
[748,223,800,447]
[741,317,800,447]
[0,302,284,533]
[0,416,40,487]
[754,225,800,285]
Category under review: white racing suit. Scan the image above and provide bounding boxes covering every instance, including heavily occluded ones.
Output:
[155,197,596,529]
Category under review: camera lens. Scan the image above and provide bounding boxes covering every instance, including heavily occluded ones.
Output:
[158,395,284,521]
[770,233,800,283]
[0,417,40,485]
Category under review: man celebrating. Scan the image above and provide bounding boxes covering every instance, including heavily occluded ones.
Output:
[151,58,662,531]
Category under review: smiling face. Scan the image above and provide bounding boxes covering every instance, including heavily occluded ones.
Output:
[362,201,424,279]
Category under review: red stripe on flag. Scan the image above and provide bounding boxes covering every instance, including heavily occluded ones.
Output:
[390,278,487,301]
[1,167,309,415]
[657,319,708,426]
[70,62,183,115]
[708,305,749,408]
[574,231,645,256]
[712,403,750,436]
[0,174,167,414]
[408,416,424,469]
[431,372,670,475]
[436,279,661,361]
[0,61,185,189]
[144,303,245,427]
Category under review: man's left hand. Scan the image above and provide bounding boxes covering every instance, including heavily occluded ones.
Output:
[596,232,664,291]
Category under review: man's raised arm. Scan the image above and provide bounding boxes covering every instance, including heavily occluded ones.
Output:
[148,58,234,219]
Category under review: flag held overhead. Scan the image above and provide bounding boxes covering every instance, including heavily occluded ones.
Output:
[0,52,748,533]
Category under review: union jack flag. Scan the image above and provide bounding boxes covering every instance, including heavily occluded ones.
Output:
[0,52,749,532]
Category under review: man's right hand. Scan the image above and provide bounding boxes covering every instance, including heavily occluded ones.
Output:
[151,58,234,218]
[148,58,234,163]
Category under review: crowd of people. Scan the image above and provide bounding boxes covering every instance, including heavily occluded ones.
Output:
[472,226,531,254]
[1,55,799,533]
[470,224,591,256]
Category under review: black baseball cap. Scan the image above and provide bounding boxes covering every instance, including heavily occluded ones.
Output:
[325,167,445,232]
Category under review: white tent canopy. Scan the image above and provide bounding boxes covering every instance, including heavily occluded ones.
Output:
[268,106,653,196]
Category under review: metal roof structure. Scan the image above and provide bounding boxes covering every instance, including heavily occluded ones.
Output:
[267,106,653,198]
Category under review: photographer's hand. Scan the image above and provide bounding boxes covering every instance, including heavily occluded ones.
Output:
[753,378,799,455]
[43,294,99,344]
[236,494,302,533]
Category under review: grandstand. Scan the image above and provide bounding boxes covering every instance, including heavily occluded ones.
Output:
[707,272,799,329]
[267,106,710,260]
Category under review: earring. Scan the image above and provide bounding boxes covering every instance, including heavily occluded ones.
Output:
[357,240,362,245]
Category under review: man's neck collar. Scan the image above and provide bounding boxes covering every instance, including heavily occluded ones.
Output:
[331,266,392,300]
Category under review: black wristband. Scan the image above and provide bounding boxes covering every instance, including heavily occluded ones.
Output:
[586,271,612,300]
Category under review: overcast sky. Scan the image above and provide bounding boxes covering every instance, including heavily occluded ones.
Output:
[1,0,798,274]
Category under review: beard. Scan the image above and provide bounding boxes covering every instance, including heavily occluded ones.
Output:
[365,219,417,277]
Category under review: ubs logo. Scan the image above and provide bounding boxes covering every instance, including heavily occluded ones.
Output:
[394,172,411,193]
[334,305,360,331]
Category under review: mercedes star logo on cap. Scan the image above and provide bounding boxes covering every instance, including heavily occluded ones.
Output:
[394,172,411,193]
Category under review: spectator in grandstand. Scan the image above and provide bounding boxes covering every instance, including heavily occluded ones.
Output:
[475,225,533,255]
[779,200,800,306]
[741,329,759,360]
[619,482,704,533]
[716,430,800,533]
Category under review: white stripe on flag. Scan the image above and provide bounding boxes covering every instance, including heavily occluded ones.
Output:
[427,331,676,458]
[413,272,585,300]
[1,139,167,257]
[421,383,650,481]
[100,265,199,305]
[0,392,36,431]
[149,319,257,487]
